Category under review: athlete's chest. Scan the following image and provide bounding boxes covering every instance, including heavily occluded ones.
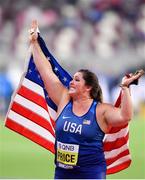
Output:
[56,110,98,140]
[56,101,100,138]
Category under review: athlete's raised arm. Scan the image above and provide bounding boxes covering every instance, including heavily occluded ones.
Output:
[29,20,69,106]
[103,70,144,127]
[97,70,144,132]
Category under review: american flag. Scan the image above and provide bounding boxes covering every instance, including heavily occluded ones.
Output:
[5,35,131,175]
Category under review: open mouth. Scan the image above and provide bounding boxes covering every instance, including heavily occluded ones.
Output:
[69,86,76,92]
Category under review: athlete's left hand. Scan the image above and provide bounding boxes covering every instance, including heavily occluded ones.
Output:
[121,69,144,87]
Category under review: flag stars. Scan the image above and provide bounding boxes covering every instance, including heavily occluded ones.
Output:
[46,94,49,99]
[47,56,51,61]
[63,77,67,82]
[54,67,58,72]
[28,69,32,74]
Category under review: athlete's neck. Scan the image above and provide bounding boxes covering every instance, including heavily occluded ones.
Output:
[73,97,93,104]
[72,98,93,116]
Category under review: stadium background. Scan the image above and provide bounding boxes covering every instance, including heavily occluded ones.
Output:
[0,0,145,179]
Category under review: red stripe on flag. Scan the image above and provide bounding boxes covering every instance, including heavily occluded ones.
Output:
[104,133,129,151]
[18,85,47,110]
[107,124,128,134]
[114,91,122,107]
[106,149,130,166]
[5,118,55,154]
[11,102,55,136]
[107,159,131,174]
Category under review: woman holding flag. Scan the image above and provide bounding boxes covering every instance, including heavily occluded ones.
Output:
[29,20,144,179]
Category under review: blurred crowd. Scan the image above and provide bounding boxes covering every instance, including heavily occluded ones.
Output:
[0,0,145,117]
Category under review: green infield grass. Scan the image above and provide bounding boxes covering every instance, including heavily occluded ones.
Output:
[0,116,145,179]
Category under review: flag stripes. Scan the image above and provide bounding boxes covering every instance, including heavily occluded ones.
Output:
[5,118,55,153]
[105,141,129,159]
[104,133,129,151]
[8,110,54,142]
[104,125,129,142]
[11,102,55,136]
[107,124,128,133]
[107,155,131,170]
[107,158,131,174]
[18,86,47,110]
[22,78,44,96]
[106,149,130,166]
[13,94,51,124]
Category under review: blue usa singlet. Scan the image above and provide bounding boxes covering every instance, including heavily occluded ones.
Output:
[54,100,106,179]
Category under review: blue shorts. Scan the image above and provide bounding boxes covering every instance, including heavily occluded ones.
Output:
[54,164,106,179]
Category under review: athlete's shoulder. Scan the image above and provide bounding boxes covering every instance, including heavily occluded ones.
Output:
[97,102,114,112]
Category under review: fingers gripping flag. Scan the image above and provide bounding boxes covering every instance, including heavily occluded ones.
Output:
[5,35,131,174]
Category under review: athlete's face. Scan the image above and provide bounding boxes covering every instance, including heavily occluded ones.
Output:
[69,72,88,97]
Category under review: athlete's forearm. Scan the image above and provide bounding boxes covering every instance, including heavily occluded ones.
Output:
[30,40,67,106]
[120,86,133,122]
[31,41,53,78]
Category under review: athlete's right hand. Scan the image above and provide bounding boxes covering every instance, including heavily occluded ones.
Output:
[29,20,38,43]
